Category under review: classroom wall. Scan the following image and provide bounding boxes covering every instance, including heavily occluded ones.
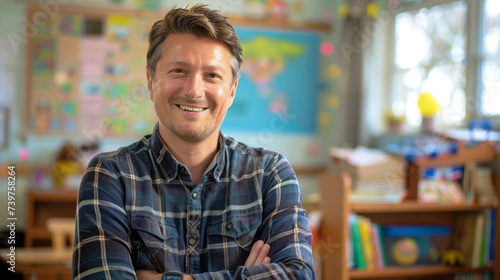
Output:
[0,0,345,230]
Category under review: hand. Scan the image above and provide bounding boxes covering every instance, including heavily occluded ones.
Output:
[136,270,194,280]
[136,270,162,280]
[244,240,271,268]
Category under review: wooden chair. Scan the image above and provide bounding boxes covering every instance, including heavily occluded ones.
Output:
[46,217,75,252]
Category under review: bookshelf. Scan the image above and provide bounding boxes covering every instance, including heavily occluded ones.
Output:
[25,190,78,247]
[318,168,500,280]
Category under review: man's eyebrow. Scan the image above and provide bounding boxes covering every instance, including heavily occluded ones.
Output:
[166,60,226,71]
[167,61,190,67]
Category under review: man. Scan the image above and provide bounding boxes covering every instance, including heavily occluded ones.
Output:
[73,4,314,280]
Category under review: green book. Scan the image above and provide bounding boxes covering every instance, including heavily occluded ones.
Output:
[349,213,366,269]
[479,212,487,267]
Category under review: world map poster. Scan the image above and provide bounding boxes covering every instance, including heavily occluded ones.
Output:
[221,27,322,134]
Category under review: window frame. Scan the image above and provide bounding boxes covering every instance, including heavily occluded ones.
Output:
[386,0,500,130]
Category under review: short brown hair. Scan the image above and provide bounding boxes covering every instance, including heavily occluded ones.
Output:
[146,4,243,82]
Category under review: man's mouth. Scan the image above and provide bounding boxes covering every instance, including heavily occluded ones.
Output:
[177,105,207,112]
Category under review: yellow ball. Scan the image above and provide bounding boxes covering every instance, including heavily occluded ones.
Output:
[418,93,440,117]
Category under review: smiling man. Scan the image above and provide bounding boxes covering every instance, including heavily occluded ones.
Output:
[73,5,315,280]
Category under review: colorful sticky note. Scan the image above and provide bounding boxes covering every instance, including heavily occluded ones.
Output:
[321,10,334,21]
[338,4,350,19]
[112,120,127,134]
[62,81,72,93]
[133,121,147,134]
[320,42,335,56]
[107,15,133,40]
[328,64,341,78]
[109,84,128,98]
[65,119,77,131]
[327,95,340,109]
[366,3,379,19]
[51,119,60,130]
[60,14,82,36]
[19,147,29,161]
[81,82,102,95]
[63,102,76,115]
[80,61,105,80]
[318,112,330,126]
[307,142,321,157]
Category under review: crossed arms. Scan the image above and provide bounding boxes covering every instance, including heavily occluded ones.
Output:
[72,153,315,280]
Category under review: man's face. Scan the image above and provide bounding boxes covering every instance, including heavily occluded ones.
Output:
[147,34,238,143]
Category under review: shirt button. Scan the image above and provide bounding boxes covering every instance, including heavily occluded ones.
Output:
[192,192,198,199]
[226,222,233,230]
[180,166,186,173]
[188,237,196,245]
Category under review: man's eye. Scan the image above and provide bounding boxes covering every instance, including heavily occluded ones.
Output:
[207,73,219,79]
[171,69,183,74]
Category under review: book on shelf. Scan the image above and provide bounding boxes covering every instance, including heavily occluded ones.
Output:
[348,214,387,270]
[418,179,466,204]
[450,210,495,268]
[472,213,485,267]
[453,272,492,280]
[476,167,498,206]
[349,213,366,269]
[371,223,387,269]
[488,209,495,263]
[358,216,377,270]
[330,146,406,203]
[329,146,406,183]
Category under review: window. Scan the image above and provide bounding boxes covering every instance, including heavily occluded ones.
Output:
[390,0,500,128]
[480,0,500,116]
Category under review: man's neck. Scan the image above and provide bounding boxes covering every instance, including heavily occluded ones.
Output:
[158,126,219,184]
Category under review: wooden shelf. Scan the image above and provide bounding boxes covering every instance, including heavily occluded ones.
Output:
[350,265,494,279]
[26,4,331,32]
[352,201,496,213]
[293,166,326,175]
[318,171,500,280]
[25,190,79,247]
[228,15,331,31]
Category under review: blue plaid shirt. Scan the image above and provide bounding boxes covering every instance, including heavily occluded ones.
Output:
[73,123,315,279]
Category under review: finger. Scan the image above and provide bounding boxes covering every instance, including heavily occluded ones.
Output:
[244,240,264,268]
[253,243,270,266]
[262,256,271,265]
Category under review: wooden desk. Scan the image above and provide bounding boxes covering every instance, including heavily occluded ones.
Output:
[0,247,72,280]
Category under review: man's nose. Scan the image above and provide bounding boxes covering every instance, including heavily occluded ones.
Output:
[185,74,204,98]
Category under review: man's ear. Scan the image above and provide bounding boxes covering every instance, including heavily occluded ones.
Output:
[227,79,239,108]
[146,70,154,101]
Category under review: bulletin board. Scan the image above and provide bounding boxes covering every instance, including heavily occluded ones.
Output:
[24,5,161,139]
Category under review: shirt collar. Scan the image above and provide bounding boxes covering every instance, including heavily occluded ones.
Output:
[149,123,226,183]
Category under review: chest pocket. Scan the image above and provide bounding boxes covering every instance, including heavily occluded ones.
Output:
[130,214,179,271]
[207,209,262,251]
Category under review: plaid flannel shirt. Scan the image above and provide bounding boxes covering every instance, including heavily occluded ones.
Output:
[72,123,315,280]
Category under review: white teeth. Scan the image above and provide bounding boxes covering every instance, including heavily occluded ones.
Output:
[180,105,205,112]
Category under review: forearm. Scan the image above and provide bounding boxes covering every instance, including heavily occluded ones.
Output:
[136,270,194,280]
[190,262,314,280]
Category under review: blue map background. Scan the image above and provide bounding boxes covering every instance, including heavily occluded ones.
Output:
[221,27,322,134]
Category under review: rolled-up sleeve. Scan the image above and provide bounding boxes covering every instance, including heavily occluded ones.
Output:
[191,153,315,280]
[73,157,136,280]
